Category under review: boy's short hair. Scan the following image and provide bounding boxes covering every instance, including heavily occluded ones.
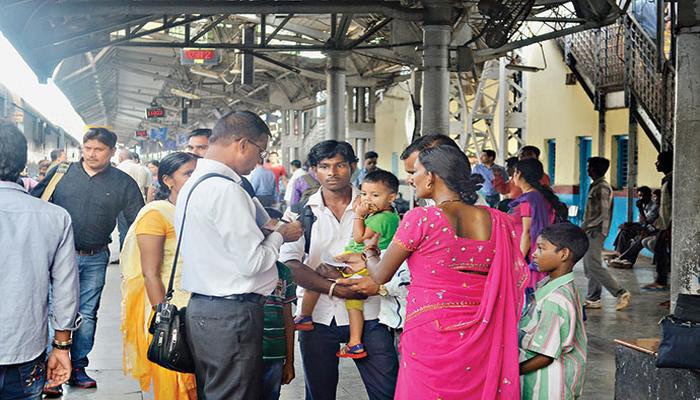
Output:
[364,151,378,159]
[539,223,590,264]
[307,140,358,167]
[362,169,399,194]
[587,157,610,176]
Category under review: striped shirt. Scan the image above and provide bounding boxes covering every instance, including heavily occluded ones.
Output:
[519,273,587,400]
[263,262,297,359]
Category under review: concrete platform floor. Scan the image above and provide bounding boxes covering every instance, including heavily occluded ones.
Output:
[56,256,669,399]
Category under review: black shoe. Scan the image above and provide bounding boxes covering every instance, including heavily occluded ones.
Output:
[43,385,63,398]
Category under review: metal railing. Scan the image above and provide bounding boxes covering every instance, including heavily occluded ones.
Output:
[558,14,675,149]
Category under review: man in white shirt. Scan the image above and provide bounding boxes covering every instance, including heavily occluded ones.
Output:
[279,140,398,400]
[175,111,302,400]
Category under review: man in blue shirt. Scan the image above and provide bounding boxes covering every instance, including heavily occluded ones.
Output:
[353,151,379,187]
[472,149,507,208]
[250,158,277,207]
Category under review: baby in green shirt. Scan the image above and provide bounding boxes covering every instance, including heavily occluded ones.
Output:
[294,170,400,360]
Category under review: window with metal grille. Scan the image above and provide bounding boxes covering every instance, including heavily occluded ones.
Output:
[616,136,629,189]
[547,139,556,185]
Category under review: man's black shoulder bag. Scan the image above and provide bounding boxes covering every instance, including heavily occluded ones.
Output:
[147,173,234,373]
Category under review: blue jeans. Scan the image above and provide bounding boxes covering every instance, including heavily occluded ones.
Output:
[0,353,46,400]
[261,359,284,400]
[299,319,398,400]
[71,250,110,369]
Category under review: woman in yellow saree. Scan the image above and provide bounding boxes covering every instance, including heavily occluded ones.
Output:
[120,152,198,399]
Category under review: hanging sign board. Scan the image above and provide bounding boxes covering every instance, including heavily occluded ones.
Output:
[180,48,220,65]
[146,106,165,119]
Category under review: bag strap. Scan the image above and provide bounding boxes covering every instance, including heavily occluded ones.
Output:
[40,162,71,202]
[165,173,236,300]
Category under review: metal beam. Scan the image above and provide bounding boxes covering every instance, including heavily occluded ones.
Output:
[190,15,228,43]
[334,14,353,47]
[264,14,293,45]
[42,1,424,21]
[346,18,393,49]
[31,15,156,50]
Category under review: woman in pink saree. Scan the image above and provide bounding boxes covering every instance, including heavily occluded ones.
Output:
[341,145,528,399]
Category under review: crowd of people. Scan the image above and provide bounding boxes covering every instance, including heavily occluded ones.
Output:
[0,110,674,400]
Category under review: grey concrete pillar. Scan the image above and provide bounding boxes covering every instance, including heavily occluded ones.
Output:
[325,50,347,141]
[356,138,367,165]
[671,0,700,307]
[357,87,367,124]
[421,24,451,135]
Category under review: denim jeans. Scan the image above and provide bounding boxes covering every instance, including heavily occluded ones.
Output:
[0,353,46,400]
[299,319,398,400]
[261,359,284,400]
[71,250,110,369]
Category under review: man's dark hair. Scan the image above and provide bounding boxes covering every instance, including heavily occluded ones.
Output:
[291,159,302,169]
[189,128,212,139]
[637,186,652,199]
[307,140,358,167]
[148,159,160,168]
[0,121,28,182]
[83,127,118,148]
[482,149,496,159]
[50,148,64,162]
[131,152,140,163]
[505,156,518,170]
[269,151,279,156]
[364,151,378,160]
[520,145,541,158]
[587,156,610,176]
[657,150,673,173]
[211,111,270,144]
[540,223,590,264]
[400,134,459,160]
[653,188,662,199]
[362,169,399,194]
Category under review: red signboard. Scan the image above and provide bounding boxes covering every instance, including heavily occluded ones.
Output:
[135,130,147,137]
[146,106,165,119]
[180,48,220,65]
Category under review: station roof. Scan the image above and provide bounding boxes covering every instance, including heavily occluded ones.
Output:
[0,0,625,144]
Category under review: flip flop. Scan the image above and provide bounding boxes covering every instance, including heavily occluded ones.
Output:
[294,315,315,331]
[336,343,368,359]
[642,283,669,291]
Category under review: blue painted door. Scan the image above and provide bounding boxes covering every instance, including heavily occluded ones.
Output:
[578,137,592,221]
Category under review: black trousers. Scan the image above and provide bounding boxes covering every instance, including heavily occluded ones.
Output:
[614,223,649,264]
[654,230,672,286]
[185,294,264,400]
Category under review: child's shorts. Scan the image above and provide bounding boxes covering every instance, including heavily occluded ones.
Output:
[341,267,368,312]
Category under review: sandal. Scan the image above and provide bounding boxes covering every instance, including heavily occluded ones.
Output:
[642,283,669,291]
[336,343,368,359]
[294,315,315,331]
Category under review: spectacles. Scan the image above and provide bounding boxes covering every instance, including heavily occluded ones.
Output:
[247,139,268,160]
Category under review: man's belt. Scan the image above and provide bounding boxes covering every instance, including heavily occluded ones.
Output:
[192,292,267,304]
[76,246,108,256]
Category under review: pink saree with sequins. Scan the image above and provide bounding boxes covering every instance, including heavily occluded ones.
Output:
[393,206,528,400]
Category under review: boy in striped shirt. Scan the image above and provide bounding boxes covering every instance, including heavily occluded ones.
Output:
[519,223,589,399]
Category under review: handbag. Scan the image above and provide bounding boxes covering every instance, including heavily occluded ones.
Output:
[147,173,235,373]
[656,314,700,369]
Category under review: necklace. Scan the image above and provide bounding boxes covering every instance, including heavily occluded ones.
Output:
[437,198,462,207]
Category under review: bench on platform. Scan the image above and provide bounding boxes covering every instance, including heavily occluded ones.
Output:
[614,338,700,399]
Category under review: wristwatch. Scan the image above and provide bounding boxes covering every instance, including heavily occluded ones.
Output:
[377,284,388,296]
[51,339,72,351]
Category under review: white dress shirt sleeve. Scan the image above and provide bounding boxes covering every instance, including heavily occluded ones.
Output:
[212,183,283,277]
